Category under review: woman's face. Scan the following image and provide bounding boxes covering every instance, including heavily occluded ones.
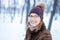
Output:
[29,13,41,27]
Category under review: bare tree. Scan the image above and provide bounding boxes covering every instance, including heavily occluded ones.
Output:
[26,0,30,24]
[48,0,58,31]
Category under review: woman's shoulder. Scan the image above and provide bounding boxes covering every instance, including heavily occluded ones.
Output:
[42,29,51,36]
[39,29,52,40]
[42,29,52,39]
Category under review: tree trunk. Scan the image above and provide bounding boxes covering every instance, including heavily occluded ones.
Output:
[48,0,58,31]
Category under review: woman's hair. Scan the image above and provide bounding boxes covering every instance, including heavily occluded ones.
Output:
[26,21,30,30]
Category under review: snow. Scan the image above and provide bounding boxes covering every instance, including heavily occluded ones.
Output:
[0,0,60,40]
[51,15,60,40]
[0,13,60,40]
[0,13,26,40]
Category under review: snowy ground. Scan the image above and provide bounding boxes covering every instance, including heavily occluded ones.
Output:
[0,13,26,40]
[51,15,60,40]
[0,13,60,40]
[44,13,60,40]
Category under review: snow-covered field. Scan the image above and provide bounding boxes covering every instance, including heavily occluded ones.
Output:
[0,13,26,40]
[51,15,60,40]
[44,13,60,40]
[0,13,60,40]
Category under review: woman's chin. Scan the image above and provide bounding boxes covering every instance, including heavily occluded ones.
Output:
[30,24,37,27]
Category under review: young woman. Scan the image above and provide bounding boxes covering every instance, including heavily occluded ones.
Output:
[25,2,52,40]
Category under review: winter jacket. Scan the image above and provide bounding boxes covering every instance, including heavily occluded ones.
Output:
[25,23,52,40]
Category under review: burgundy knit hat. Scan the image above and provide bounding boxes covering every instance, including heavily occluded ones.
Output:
[30,6,43,20]
[29,2,45,20]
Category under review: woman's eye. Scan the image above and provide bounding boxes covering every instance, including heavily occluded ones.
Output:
[30,15,39,18]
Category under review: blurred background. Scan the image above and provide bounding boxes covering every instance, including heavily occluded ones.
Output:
[0,0,60,40]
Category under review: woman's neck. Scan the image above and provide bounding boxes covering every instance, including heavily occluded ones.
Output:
[29,21,43,32]
[35,21,43,32]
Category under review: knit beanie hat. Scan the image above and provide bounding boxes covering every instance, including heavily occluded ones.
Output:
[29,2,45,20]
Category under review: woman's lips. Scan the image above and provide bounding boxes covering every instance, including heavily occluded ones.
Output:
[31,21,37,24]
